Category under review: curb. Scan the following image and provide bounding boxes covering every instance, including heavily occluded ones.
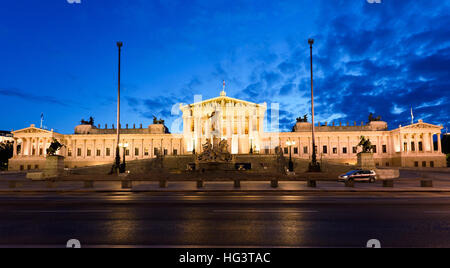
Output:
[1,189,450,194]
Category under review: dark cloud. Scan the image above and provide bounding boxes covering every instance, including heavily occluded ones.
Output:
[0,87,69,107]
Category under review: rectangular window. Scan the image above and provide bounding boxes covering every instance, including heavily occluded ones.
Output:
[404,142,408,152]
[106,148,111,157]
[323,146,328,154]
[343,147,347,154]
[422,161,426,167]
[77,148,82,157]
[382,145,387,153]
[386,162,390,167]
[414,161,419,167]
[419,142,423,152]
[353,147,357,154]
[39,148,43,156]
[27,165,31,170]
[135,148,139,156]
[284,147,289,154]
[173,149,178,156]
[96,149,101,157]
[32,148,36,155]
[304,146,308,154]
[35,165,39,170]
[125,149,130,156]
[68,150,72,157]
[144,148,149,156]
[164,149,168,156]
[430,161,434,168]
[373,145,377,154]
[87,149,91,157]
[333,148,337,154]
[20,165,24,171]
[293,147,298,155]
[265,148,270,154]
[154,148,159,156]
[411,142,415,152]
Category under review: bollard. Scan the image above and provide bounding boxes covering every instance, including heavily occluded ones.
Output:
[345,180,355,188]
[383,179,394,188]
[159,179,168,188]
[84,180,94,189]
[121,180,132,189]
[234,179,241,188]
[307,180,317,188]
[271,179,279,188]
[197,180,204,189]
[420,180,433,188]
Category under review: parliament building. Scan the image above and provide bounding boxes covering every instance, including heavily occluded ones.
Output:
[8,89,446,171]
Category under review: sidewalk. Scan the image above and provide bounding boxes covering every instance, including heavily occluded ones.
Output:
[2,180,450,193]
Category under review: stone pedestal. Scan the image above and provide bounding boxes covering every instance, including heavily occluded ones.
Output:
[44,155,65,178]
[357,153,375,169]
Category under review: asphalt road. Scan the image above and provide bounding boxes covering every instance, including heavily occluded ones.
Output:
[0,192,450,248]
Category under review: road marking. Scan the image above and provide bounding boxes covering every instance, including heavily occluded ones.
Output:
[213,210,318,214]
[12,210,112,214]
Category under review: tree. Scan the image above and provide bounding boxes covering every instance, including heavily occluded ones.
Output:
[46,139,65,156]
[0,141,13,170]
[358,136,374,153]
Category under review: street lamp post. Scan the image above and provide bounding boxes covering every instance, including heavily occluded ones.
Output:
[308,38,321,172]
[115,41,123,174]
[119,142,128,173]
[286,139,296,172]
[250,138,253,154]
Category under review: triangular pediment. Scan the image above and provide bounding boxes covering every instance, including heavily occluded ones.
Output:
[400,121,442,130]
[182,95,266,110]
[12,126,55,135]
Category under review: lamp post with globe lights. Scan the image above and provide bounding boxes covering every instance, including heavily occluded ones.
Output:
[308,39,321,172]
[286,139,296,172]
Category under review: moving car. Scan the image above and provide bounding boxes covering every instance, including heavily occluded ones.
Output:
[338,170,377,183]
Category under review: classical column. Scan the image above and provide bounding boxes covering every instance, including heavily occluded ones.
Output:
[170,138,173,155]
[102,139,106,158]
[249,113,254,138]
[83,139,87,158]
[437,133,442,153]
[73,140,77,158]
[28,138,32,156]
[414,134,419,155]
[399,134,403,152]
[13,138,17,157]
[431,133,435,152]
[93,139,97,159]
[20,138,25,156]
[140,139,144,159]
[150,139,154,157]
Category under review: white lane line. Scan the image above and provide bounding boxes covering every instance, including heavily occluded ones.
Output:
[12,210,112,213]
[213,210,318,214]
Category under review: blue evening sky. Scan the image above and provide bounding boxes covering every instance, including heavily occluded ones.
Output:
[0,0,449,134]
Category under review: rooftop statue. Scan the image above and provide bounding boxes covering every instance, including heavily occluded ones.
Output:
[368,113,382,122]
[80,117,94,126]
[153,116,165,125]
[296,114,308,123]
